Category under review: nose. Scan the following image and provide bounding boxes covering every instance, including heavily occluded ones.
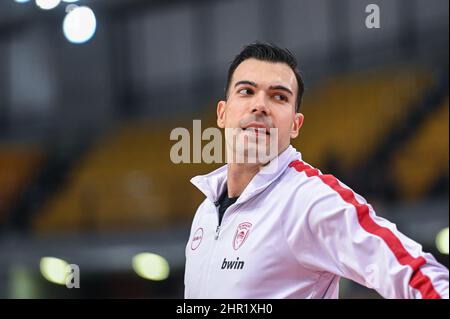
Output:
[251,92,270,116]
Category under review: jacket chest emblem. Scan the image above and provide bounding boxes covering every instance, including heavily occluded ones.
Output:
[233,222,252,250]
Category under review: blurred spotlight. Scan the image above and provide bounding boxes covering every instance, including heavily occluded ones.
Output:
[14,0,31,3]
[35,0,61,10]
[436,227,449,255]
[63,6,97,44]
[62,0,78,2]
[132,253,170,281]
[40,257,69,285]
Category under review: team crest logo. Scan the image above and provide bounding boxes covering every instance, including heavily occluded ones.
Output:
[191,227,203,250]
[233,222,252,250]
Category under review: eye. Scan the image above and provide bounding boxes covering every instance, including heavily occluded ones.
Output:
[238,88,254,95]
[273,94,288,102]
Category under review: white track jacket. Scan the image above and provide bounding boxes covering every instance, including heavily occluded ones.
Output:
[184,145,449,299]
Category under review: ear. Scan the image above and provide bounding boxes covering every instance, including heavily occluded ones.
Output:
[217,100,227,129]
[290,113,304,139]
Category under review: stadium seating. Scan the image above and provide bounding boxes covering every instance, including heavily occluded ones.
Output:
[0,144,45,225]
[34,120,217,233]
[392,98,449,200]
[293,66,435,173]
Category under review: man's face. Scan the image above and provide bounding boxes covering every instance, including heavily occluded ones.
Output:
[217,58,304,163]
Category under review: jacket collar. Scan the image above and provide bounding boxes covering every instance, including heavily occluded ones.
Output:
[190,145,302,205]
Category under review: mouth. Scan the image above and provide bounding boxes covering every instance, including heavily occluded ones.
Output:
[241,123,271,135]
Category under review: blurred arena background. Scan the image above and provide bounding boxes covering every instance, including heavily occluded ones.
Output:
[0,0,448,299]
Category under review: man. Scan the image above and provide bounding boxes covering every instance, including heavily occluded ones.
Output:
[184,42,449,298]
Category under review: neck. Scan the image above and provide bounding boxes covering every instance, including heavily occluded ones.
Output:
[225,144,290,197]
[226,163,261,198]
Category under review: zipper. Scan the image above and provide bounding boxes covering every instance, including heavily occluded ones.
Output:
[202,205,223,295]
[215,225,221,240]
[204,201,241,296]
[214,201,240,240]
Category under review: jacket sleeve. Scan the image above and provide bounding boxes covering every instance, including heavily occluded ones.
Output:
[285,176,449,299]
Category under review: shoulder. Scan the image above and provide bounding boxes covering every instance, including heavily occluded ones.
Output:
[281,159,370,220]
[282,160,339,200]
[193,198,214,219]
[189,198,213,229]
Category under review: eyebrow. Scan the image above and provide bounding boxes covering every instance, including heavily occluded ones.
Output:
[234,80,257,88]
[234,80,293,96]
[269,85,293,96]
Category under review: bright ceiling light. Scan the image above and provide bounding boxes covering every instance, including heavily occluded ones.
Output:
[132,253,170,281]
[35,0,61,10]
[62,6,97,44]
[40,257,69,285]
[436,227,449,255]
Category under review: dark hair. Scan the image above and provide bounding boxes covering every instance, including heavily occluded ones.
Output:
[225,42,304,112]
